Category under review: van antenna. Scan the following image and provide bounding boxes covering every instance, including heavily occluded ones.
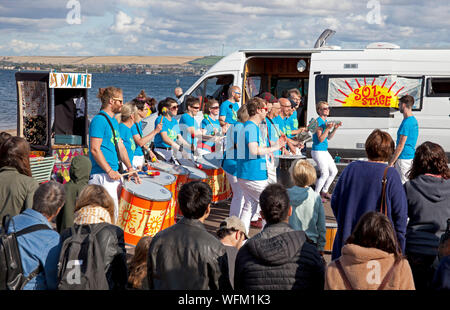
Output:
[314,29,336,48]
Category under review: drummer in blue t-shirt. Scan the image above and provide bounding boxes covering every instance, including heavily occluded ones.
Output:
[89,87,140,221]
[219,86,241,128]
[236,97,285,233]
[179,96,216,158]
[130,93,162,169]
[198,99,228,155]
[153,98,191,162]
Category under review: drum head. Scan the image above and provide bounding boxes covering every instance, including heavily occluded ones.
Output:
[149,161,189,175]
[200,153,222,169]
[275,154,306,160]
[139,171,176,186]
[182,165,207,180]
[124,180,172,201]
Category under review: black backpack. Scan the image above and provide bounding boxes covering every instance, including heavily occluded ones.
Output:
[57,223,110,290]
[0,215,52,290]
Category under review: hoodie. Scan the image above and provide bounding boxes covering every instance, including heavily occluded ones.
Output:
[325,244,415,290]
[404,175,450,256]
[56,155,92,233]
[234,222,325,290]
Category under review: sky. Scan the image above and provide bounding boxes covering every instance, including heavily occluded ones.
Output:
[0,0,449,56]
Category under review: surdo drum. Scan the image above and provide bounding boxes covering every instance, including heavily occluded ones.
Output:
[118,179,172,246]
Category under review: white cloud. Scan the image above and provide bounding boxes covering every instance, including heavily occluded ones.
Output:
[110,11,145,34]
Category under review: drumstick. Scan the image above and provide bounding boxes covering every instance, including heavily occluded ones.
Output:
[159,107,168,125]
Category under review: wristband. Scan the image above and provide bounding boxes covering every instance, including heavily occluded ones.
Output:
[107,168,112,174]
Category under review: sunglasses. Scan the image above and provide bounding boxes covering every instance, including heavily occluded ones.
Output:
[234,92,241,95]
[260,107,268,111]
[112,98,123,103]
[322,107,329,111]
[191,106,200,110]
[170,106,178,110]
[210,106,219,109]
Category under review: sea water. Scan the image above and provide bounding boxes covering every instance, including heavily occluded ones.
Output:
[0,69,199,130]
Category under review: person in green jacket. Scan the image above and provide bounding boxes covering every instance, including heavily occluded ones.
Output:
[56,155,92,233]
[0,136,39,221]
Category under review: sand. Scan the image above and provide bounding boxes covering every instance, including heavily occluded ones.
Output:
[0,56,202,66]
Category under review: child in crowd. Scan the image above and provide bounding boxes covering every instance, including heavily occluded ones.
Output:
[287,159,326,254]
[128,236,153,290]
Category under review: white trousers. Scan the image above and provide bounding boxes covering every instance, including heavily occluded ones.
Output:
[311,150,338,194]
[226,172,245,218]
[395,158,413,184]
[266,155,278,185]
[88,173,122,224]
[237,178,269,234]
[132,155,145,169]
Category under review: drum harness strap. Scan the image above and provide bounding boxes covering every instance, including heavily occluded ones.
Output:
[98,112,125,174]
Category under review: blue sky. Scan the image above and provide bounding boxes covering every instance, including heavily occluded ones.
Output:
[0,0,449,56]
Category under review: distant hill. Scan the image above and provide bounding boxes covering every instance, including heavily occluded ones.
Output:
[0,56,203,66]
[188,56,224,66]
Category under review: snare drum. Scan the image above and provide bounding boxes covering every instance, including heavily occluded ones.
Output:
[148,161,190,218]
[275,154,306,188]
[139,171,177,229]
[325,222,338,253]
[196,154,232,203]
[118,179,172,246]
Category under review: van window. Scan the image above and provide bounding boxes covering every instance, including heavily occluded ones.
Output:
[316,75,424,117]
[204,74,234,105]
[245,76,261,98]
[427,78,450,97]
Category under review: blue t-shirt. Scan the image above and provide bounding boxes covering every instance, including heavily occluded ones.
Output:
[119,123,137,164]
[153,115,181,148]
[131,121,144,156]
[222,122,244,176]
[179,113,199,147]
[266,116,283,156]
[236,121,268,181]
[290,110,299,130]
[219,100,239,124]
[89,111,121,175]
[201,115,221,148]
[397,116,419,160]
[312,117,328,151]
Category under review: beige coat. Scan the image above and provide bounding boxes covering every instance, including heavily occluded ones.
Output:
[325,244,415,290]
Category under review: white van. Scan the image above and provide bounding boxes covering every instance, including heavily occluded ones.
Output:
[145,39,450,159]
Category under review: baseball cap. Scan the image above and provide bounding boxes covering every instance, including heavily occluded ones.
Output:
[219,216,249,239]
[258,92,278,104]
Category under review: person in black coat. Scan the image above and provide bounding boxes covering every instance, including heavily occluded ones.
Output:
[147,181,232,290]
[60,184,128,290]
[234,183,325,290]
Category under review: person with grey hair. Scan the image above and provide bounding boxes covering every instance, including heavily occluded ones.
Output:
[6,181,65,290]
[219,85,241,128]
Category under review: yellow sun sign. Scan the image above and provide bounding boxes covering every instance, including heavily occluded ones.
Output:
[329,76,422,109]
[335,78,402,108]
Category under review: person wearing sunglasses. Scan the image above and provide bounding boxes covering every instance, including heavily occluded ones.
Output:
[311,101,341,202]
[278,98,304,154]
[179,96,215,157]
[89,87,140,222]
[236,97,285,233]
[153,98,191,162]
[219,86,241,128]
[130,90,161,169]
[199,99,227,155]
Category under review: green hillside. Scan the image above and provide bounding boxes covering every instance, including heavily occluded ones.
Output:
[189,56,224,66]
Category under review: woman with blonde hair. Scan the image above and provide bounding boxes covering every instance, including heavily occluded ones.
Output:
[60,184,128,289]
[311,101,341,201]
[287,159,326,253]
[130,90,161,169]
[118,102,139,170]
